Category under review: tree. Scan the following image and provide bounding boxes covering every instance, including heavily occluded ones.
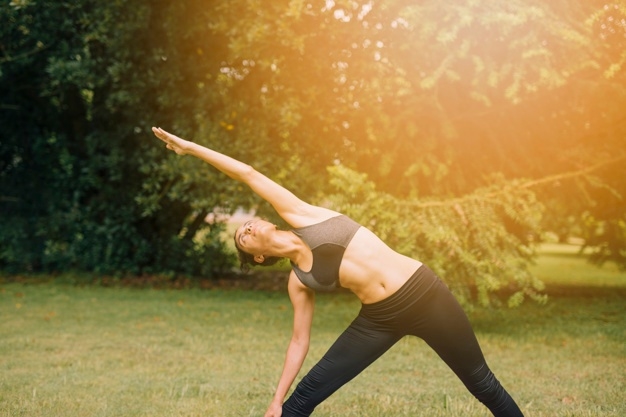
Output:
[200,0,625,304]
[2,1,623,305]
[0,0,235,276]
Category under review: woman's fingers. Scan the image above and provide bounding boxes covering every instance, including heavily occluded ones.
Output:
[152,126,188,155]
[152,127,177,149]
[151,126,168,142]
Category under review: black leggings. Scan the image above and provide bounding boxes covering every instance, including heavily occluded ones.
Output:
[282,265,524,417]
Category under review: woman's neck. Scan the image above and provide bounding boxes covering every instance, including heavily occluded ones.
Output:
[265,230,307,263]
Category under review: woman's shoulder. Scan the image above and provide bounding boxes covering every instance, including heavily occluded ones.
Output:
[285,205,343,228]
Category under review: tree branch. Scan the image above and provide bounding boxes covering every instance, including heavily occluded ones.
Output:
[408,153,626,209]
[1,196,21,202]
[514,154,626,191]
[0,44,50,64]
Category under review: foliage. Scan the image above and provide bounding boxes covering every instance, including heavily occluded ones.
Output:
[0,0,234,276]
[1,1,624,301]
[326,164,547,307]
[201,0,625,301]
[202,0,625,190]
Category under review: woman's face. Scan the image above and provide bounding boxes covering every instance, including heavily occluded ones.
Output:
[234,219,276,256]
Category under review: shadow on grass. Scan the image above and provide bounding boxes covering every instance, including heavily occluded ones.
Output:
[543,284,626,298]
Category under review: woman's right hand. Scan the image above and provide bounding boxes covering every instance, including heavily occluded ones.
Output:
[151,127,191,155]
[264,401,282,417]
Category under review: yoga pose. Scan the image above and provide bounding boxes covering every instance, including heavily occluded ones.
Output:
[151,127,524,417]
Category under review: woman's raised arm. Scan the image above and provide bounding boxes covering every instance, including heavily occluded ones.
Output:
[151,127,336,227]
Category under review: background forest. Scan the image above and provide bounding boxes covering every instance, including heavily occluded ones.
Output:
[1,0,625,306]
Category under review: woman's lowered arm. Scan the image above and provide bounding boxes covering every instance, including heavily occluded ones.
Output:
[264,272,315,417]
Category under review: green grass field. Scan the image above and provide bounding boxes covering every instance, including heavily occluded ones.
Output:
[1,245,625,416]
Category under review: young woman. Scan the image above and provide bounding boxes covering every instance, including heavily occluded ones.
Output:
[151,127,525,417]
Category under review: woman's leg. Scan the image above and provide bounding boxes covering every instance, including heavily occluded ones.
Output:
[282,314,401,417]
[415,279,524,417]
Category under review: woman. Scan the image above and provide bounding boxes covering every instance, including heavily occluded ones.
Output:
[151,127,524,417]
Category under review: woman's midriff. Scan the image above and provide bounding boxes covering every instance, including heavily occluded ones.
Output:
[338,228,423,304]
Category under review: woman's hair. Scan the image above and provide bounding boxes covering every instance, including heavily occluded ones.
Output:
[233,234,282,273]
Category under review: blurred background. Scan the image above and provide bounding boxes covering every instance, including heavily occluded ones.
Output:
[1,0,625,305]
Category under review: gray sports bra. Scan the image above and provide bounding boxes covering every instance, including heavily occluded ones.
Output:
[290,215,361,292]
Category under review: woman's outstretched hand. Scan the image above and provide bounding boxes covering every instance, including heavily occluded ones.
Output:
[151,127,191,155]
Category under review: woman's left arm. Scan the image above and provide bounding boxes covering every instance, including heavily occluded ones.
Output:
[152,127,335,227]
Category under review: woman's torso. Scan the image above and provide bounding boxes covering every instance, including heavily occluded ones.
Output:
[338,226,422,304]
[293,215,422,304]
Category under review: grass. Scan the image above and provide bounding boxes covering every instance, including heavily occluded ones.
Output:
[1,244,625,416]
[530,243,625,288]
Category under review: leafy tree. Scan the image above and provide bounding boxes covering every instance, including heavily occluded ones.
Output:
[200,0,625,303]
[0,0,234,276]
[2,1,624,304]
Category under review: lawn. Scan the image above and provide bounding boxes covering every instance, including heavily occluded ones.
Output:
[1,245,625,416]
